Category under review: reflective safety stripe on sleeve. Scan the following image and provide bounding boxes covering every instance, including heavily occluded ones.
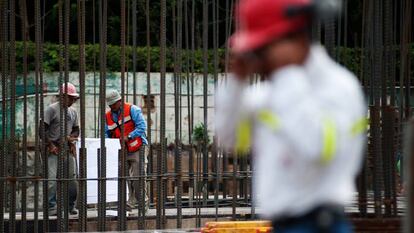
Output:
[351,117,369,136]
[235,118,252,154]
[257,110,280,131]
[321,118,337,165]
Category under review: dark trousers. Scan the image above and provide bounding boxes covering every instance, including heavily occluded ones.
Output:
[272,205,353,233]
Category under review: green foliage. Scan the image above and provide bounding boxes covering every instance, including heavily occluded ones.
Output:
[14,41,227,73]
[336,47,362,76]
[192,123,210,145]
[13,41,414,77]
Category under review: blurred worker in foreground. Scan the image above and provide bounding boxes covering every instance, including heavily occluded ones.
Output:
[42,82,79,216]
[105,90,149,212]
[216,0,367,232]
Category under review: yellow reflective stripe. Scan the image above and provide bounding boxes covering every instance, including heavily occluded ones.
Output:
[235,118,252,154]
[321,118,337,165]
[351,117,369,136]
[257,110,279,131]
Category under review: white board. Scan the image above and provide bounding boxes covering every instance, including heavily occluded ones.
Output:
[76,138,123,204]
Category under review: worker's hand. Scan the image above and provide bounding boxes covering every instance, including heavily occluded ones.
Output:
[69,143,77,157]
[67,136,78,143]
[229,51,259,80]
[119,135,129,144]
[48,144,59,155]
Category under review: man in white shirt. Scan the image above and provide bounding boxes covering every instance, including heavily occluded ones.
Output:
[216,0,367,232]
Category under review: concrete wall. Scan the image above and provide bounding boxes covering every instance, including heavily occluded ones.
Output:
[1,72,227,144]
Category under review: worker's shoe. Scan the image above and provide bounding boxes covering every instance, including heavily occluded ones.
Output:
[126,203,134,212]
[48,208,57,216]
[70,208,78,215]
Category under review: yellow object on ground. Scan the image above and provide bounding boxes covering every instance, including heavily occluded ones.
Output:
[202,221,272,233]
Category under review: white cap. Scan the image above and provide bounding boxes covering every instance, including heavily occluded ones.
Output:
[106,90,121,106]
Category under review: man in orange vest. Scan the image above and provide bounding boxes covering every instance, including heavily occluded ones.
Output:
[105,90,149,211]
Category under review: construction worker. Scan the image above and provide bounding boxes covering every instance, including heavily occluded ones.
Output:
[216,0,367,232]
[42,82,79,216]
[105,90,149,211]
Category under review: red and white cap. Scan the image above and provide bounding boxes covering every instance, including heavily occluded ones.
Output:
[231,0,312,53]
[60,82,79,98]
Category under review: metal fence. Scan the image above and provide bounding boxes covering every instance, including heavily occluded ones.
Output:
[0,0,413,232]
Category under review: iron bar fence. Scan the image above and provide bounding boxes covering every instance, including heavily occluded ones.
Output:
[0,0,412,232]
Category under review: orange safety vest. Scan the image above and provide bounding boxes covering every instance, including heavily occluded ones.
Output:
[106,103,143,153]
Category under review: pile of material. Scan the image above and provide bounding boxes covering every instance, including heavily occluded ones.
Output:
[201,221,272,233]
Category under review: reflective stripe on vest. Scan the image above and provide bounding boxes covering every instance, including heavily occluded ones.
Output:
[107,123,117,130]
[351,117,369,136]
[235,118,252,154]
[235,110,279,154]
[117,115,132,125]
[258,110,279,131]
[321,118,337,165]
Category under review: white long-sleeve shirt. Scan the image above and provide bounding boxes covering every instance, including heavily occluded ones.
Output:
[216,45,367,219]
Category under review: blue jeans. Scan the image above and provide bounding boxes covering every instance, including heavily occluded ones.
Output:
[48,154,78,210]
[273,216,352,233]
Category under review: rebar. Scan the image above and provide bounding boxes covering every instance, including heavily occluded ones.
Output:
[175,0,184,228]
[9,1,17,231]
[202,0,209,206]
[19,0,29,231]
[78,0,87,230]
[158,0,167,228]
[132,0,137,105]
[145,0,153,207]
[0,1,6,230]
[98,0,108,230]
[118,0,127,229]
[34,0,42,231]
[0,1,411,231]
[373,0,384,217]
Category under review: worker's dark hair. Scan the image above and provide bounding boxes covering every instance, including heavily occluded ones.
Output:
[285,0,342,20]
[284,0,342,42]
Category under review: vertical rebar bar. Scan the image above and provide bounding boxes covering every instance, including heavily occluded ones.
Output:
[213,0,219,220]
[404,119,414,233]
[145,0,153,207]
[402,0,412,119]
[78,0,87,230]
[63,0,71,229]
[158,0,167,228]
[34,0,43,231]
[39,0,48,229]
[0,1,7,231]
[98,0,108,230]
[202,0,209,206]
[189,0,196,208]
[132,0,137,105]
[383,0,394,217]
[19,0,29,231]
[232,154,237,220]
[0,1,6,229]
[176,0,183,228]
[118,0,127,230]
[9,1,17,231]
[373,0,384,217]
[138,147,145,229]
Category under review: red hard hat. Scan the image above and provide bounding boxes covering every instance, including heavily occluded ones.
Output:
[60,82,79,98]
[231,0,312,53]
